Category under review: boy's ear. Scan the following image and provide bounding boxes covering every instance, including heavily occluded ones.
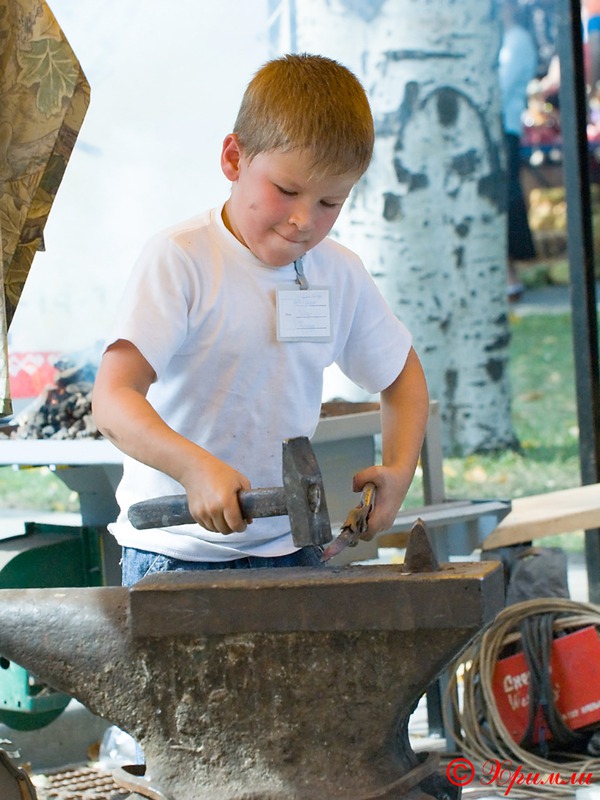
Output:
[221,134,243,181]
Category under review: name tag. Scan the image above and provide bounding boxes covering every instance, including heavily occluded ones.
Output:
[276,287,332,342]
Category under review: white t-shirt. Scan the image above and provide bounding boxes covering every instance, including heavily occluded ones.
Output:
[107,205,412,560]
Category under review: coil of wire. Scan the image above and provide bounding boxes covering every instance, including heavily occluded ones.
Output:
[444,597,600,798]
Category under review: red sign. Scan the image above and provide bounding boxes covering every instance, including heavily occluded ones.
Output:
[492,625,600,744]
[8,352,62,399]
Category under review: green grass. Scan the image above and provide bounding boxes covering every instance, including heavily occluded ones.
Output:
[404,312,586,554]
[404,312,582,521]
[0,465,79,513]
[0,313,585,533]
[452,312,580,498]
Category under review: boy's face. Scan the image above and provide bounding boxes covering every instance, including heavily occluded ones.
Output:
[221,135,358,267]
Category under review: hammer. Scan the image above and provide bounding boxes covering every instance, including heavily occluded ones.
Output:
[127,436,332,547]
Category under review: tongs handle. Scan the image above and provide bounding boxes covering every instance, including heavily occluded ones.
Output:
[320,482,377,562]
[358,482,376,519]
[347,481,376,538]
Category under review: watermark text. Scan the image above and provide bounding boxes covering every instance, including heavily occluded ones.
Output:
[446,757,594,795]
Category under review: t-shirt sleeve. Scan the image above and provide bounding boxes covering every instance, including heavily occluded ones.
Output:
[334,263,413,395]
[105,235,194,378]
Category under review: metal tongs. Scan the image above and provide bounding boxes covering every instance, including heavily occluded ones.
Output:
[320,482,376,562]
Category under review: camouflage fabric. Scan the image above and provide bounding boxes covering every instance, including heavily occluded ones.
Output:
[0,0,90,415]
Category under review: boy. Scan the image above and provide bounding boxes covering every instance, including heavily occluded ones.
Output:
[92,53,429,585]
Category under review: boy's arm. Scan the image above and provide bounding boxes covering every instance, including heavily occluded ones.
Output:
[92,339,251,534]
[352,347,429,539]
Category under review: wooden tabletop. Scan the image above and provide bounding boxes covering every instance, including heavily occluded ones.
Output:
[482,483,600,549]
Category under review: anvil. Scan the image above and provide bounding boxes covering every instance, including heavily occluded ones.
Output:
[0,560,503,799]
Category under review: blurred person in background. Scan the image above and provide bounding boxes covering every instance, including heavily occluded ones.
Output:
[499,0,539,301]
[585,0,600,98]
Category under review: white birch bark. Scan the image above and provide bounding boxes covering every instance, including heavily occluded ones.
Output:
[291,0,517,454]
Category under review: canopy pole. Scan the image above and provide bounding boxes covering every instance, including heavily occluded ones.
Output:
[557,0,600,602]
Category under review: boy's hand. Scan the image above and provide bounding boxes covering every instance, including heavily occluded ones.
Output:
[93,341,254,537]
[353,346,429,542]
[351,465,414,541]
[179,454,252,535]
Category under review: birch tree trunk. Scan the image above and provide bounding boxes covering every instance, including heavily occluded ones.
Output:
[290,0,517,454]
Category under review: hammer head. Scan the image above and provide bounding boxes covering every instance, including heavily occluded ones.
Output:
[283,437,332,547]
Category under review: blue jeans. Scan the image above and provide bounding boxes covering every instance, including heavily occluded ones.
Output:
[121,545,324,587]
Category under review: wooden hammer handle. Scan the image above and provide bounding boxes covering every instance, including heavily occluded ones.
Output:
[128,488,287,530]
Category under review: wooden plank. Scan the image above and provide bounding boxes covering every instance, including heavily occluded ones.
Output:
[482,484,600,550]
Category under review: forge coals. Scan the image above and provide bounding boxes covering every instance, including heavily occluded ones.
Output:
[2,364,100,441]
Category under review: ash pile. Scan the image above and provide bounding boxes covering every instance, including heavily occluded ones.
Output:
[3,346,102,440]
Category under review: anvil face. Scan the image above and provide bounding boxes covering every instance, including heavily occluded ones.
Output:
[0,562,503,799]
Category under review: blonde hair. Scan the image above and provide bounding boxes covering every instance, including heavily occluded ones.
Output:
[233,53,374,178]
